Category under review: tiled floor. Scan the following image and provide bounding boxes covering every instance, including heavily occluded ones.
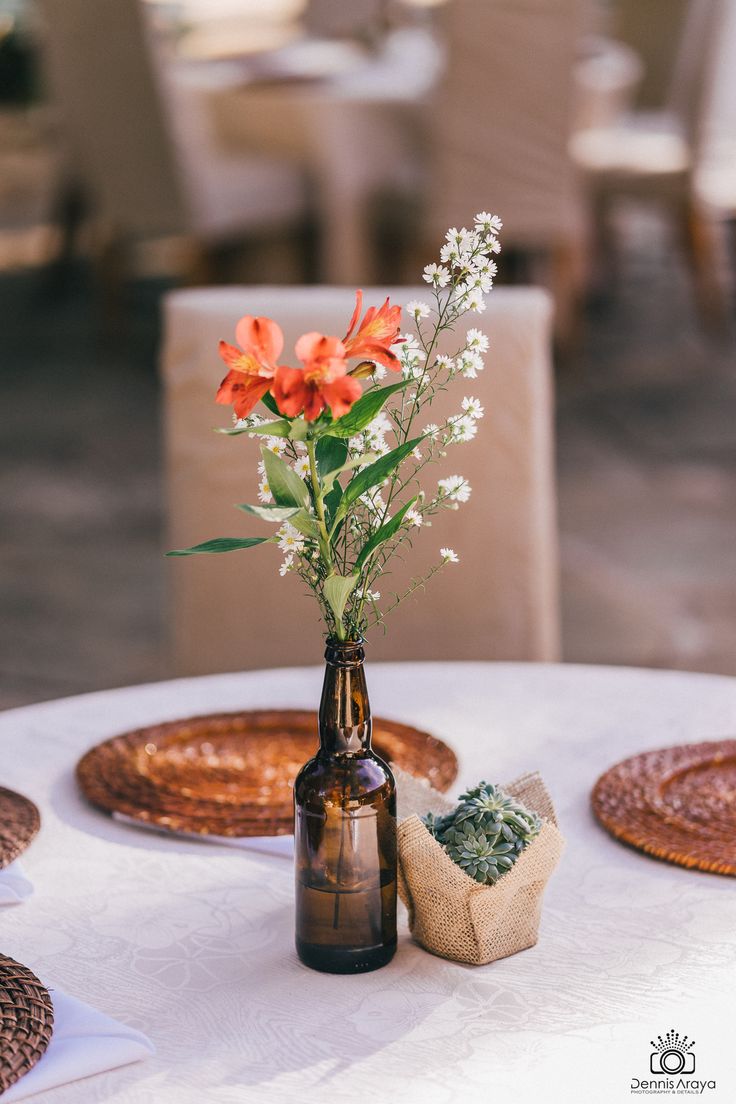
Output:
[1,216,734,709]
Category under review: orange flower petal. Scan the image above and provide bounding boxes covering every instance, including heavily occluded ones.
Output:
[235,315,283,366]
[321,375,362,419]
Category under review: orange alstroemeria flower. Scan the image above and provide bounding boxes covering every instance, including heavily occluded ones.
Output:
[273,333,362,422]
[342,289,402,371]
[216,315,285,419]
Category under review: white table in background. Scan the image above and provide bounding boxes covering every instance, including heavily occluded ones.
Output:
[1,663,735,1104]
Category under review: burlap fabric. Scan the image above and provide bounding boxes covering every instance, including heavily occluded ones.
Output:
[394,767,565,965]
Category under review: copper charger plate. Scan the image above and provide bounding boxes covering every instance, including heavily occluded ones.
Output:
[591,738,736,876]
[77,709,458,838]
[0,787,41,870]
[0,955,54,1094]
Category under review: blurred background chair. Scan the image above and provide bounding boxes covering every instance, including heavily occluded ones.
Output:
[570,0,726,320]
[162,285,559,674]
[425,0,588,345]
[36,0,311,289]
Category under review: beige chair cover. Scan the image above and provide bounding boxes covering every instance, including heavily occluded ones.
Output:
[37,0,306,243]
[161,285,560,673]
[428,0,587,251]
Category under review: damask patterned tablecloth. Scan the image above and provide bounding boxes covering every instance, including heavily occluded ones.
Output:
[1,663,735,1104]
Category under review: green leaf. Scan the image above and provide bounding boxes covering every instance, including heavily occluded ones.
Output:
[322,453,377,495]
[261,447,310,508]
[323,573,359,625]
[288,509,320,540]
[324,380,410,438]
[338,437,424,517]
[261,392,280,416]
[316,436,348,478]
[217,419,291,438]
[235,503,302,522]
[324,480,343,528]
[166,537,272,557]
[355,497,417,570]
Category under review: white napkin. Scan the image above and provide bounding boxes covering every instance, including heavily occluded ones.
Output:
[3,987,155,1102]
[113,812,294,857]
[0,860,34,905]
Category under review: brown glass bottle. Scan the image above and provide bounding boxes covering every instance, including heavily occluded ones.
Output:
[294,639,397,973]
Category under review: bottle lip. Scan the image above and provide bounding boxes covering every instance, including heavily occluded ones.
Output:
[324,637,365,664]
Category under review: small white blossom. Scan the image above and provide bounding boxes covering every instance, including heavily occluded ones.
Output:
[277,523,305,554]
[440,547,460,564]
[440,242,461,266]
[406,299,431,320]
[457,349,483,379]
[373,364,387,380]
[406,507,423,527]
[279,554,294,577]
[447,414,478,443]
[464,287,486,313]
[263,435,287,455]
[438,475,472,503]
[461,396,485,420]
[466,328,489,353]
[474,212,503,235]
[423,263,450,288]
[292,456,311,479]
[423,422,440,437]
[258,478,273,503]
[435,353,455,373]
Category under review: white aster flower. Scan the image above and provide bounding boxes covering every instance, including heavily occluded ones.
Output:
[438,475,472,502]
[458,349,484,378]
[461,396,485,420]
[466,328,490,353]
[277,522,305,554]
[447,414,479,443]
[474,212,503,235]
[440,242,461,266]
[258,478,273,503]
[292,456,311,479]
[406,507,423,527]
[465,288,486,313]
[423,422,440,438]
[279,554,294,577]
[441,547,460,564]
[373,363,387,380]
[485,235,502,254]
[263,436,287,455]
[423,263,450,288]
[406,299,431,320]
[435,353,455,373]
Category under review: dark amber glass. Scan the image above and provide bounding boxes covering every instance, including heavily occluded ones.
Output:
[294,639,397,973]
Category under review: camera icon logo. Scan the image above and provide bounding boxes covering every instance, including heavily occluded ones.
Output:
[650,1030,696,1075]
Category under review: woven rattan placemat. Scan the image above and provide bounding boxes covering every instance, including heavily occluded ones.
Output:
[77,708,458,838]
[0,788,41,870]
[592,739,736,875]
[0,955,54,1093]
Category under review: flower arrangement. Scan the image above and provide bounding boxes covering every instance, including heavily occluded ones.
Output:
[423,781,542,885]
[168,213,502,642]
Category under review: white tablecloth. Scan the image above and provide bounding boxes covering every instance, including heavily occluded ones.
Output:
[1,663,735,1103]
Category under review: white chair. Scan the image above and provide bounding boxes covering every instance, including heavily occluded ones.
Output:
[425,0,587,333]
[570,0,726,317]
[161,285,560,673]
[36,0,309,275]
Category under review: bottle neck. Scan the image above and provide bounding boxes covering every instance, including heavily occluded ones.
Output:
[318,639,371,756]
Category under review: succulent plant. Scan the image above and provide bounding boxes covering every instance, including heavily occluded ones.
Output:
[422,780,541,885]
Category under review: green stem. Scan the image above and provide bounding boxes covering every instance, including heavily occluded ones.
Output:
[307,438,345,640]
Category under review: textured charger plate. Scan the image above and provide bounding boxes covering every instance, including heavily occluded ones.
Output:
[0,955,54,1093]
[0,788,41,870]
[591,739,736,875]
[77,709,458,838]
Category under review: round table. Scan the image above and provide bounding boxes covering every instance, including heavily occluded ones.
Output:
[2,663,735,1103]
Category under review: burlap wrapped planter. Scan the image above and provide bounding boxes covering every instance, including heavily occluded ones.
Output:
[395,768,565,966]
